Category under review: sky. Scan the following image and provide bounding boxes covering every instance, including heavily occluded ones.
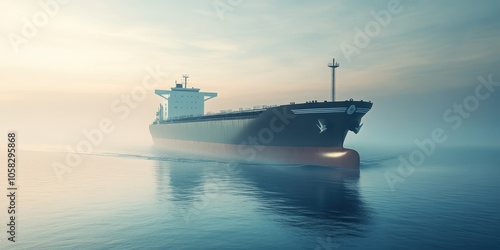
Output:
[1,0,499,149]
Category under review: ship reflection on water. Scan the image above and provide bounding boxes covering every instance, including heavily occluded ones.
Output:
[153,158,372,238]
[237,164,371,236]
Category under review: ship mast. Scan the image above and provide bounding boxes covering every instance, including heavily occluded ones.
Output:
[182,74,189,88]
[328,58,339,102]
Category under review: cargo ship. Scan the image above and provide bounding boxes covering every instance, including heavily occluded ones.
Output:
[149,59,372,168]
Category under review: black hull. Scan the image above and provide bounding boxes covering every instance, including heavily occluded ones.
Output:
[149,101,372,168]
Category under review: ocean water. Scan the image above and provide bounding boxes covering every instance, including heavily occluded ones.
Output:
[4,146,500,249]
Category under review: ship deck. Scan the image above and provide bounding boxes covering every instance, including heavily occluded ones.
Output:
[155,109,266,124]
[153,100,372,125]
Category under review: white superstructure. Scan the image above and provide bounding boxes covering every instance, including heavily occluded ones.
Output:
[155,75,217,121]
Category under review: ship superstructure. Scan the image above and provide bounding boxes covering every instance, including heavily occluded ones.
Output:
[154,74,217,122]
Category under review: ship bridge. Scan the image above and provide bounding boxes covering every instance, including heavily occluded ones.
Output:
[155,75,217,121]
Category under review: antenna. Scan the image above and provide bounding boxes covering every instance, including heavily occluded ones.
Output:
[327,58,340,101]
[182,74,189,88]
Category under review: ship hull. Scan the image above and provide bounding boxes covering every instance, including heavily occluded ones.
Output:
[149,101,372,168]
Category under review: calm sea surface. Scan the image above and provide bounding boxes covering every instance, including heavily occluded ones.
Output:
[4,146,500,249]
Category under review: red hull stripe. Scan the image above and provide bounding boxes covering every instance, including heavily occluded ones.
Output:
[153,138,360,168]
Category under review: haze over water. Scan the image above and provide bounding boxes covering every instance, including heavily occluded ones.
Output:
[5,146,499,249]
